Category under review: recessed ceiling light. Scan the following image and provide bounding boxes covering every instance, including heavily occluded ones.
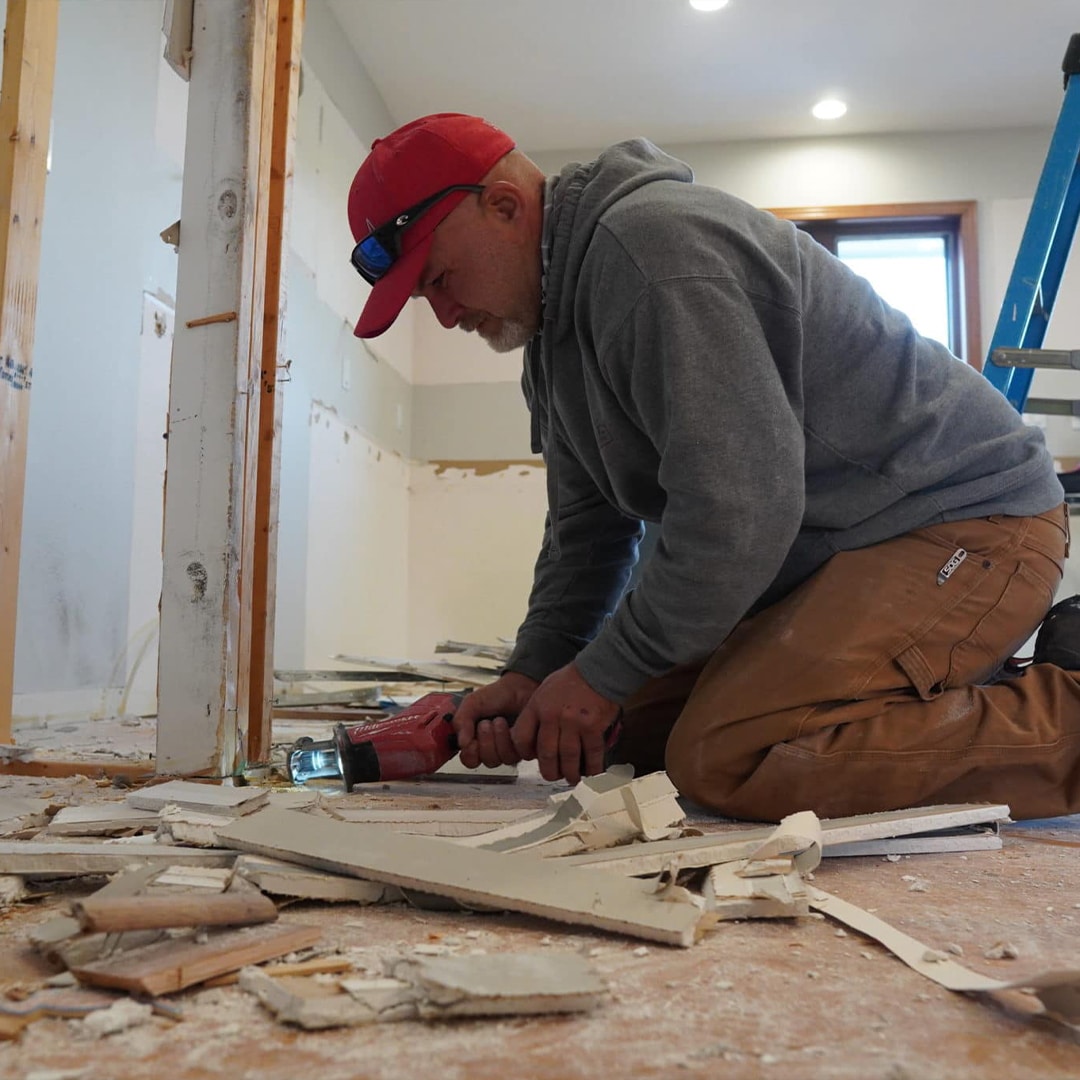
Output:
[812,98,848,120]
[689,0,730,11]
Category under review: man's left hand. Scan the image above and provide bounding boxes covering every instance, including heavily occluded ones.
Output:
[509,662,620,785]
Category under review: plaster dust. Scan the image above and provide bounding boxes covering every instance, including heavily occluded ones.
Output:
[1,770,1079,1079]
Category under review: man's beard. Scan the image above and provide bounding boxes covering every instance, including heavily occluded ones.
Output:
[478,315,537,354]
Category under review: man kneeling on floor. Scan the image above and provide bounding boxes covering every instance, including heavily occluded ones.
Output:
[345,112,1079,822]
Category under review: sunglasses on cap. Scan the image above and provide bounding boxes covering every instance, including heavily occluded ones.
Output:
[350,183,485,286]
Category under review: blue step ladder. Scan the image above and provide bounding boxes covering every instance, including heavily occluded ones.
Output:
[983,33,1080,421]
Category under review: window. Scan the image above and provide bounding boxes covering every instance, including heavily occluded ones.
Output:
[769,203,981,367]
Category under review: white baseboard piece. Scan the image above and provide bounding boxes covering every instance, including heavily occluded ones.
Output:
[216,808,709,947]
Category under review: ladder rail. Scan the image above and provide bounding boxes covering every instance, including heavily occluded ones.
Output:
[982,56,1080,411]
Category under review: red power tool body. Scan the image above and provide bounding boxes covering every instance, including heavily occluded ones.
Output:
[287,691,464,792]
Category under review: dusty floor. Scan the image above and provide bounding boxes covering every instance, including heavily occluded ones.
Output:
[1,717,1080,1079]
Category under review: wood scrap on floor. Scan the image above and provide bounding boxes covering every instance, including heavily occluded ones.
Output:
[71,888,278,933]
[126,779,269,817]
[71,922,322,996]
[216,808,710,947]
[240,951,606,1029]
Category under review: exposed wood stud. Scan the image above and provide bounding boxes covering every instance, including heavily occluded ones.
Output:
[0,0,59,742]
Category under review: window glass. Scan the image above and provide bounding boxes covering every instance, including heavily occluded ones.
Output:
[836,236,952,350]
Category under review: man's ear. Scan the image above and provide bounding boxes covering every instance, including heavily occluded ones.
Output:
[481,180,524,225]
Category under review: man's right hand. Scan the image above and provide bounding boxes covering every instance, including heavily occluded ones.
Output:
[453,672,540,769]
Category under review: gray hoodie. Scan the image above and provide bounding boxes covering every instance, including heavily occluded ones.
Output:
[505,139,1063,703]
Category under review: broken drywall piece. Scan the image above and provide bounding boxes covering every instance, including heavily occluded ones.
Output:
[807,887,1080,1026]
[241,952,606,1029]
[217,808,707,947]
[0,795,55,837]
[46,804,159,838]
[562,803,1010,876]
[156,805,233,848]
[127,780,268,817]
[326,808,537,838]
[704,858,810,920]
[233,853,402,904]
[825,827,1002,857]
[72,922,322,996]
[395,951,608,1018]
[0,841,236,878]
[457,770,682,857]
[0,987,132,1042]
[0,875,26,907]
[76,998,155,1040]
[152,866,233,890]
[240,968,413,1028]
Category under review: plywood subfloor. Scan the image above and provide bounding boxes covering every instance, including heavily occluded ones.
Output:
[2,733,1079,1078]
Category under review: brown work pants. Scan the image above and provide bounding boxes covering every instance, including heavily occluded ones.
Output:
[615,505,1079,821]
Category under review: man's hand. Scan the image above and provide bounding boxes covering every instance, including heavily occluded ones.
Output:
[511,663,620,785]
[453,671,539,770]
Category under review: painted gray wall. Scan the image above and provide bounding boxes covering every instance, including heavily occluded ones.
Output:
[14,0,181,694]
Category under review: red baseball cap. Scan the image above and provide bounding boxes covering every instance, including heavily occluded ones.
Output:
[348,113,515,339]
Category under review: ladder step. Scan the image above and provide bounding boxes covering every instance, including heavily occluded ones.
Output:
[991,347,1080,370]
[1023,397,1080,417]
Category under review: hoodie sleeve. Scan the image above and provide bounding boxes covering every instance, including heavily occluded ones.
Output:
[572,275,807,702]
[505,433,644,685]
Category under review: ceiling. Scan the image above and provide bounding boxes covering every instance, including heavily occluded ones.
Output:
[328,0,1079,153]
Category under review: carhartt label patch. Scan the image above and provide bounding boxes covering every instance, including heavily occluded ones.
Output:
[595,421,613,447]
[937,547,968,586]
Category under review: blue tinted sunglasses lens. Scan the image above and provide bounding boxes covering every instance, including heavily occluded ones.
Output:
[353,235,394,280]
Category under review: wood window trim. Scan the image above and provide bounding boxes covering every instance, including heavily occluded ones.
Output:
[767,202,982,369]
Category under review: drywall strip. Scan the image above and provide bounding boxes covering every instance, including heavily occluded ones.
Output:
[157,0,277,776]
[126,779,269,816]
[808,887,1080,1025]
[246,0,304,768]
[0,842,237,878]
[561,804,1010,875]
[217,808,707,947]
[0,0,59,742]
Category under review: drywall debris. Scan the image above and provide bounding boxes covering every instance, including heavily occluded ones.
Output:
[153,866,233,890]
[241,951,607,1029]
[233,854,402,904]
[902,876,930,893]
[0,875,26,907]
[456,769,684,857]
[0,795,55,837]
[156,806,233,848]
[808,888,1080,1025]
[0,841,235,878]
[217,808,708,946]
[77,999,154,1040]
[46,804,158,838]
[982,941,1020,960]
[127,780,268,817]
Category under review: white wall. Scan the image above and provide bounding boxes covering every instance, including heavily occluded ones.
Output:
[13,0,182,722]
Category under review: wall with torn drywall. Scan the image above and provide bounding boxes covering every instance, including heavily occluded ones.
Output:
[13,0,183,721]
